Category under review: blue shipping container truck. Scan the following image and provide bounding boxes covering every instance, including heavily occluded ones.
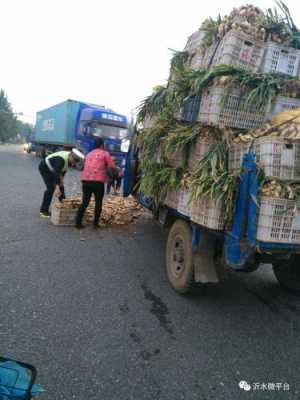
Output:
[33,99,129,166]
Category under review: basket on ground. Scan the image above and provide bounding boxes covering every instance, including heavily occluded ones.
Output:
[257,197,300,244]
[190,196,225,231]
[51,203,86,226]
[198,85,269,130]
[229,138,300,180]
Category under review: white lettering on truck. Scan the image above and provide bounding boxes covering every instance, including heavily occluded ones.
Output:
[42,119,55,131]
[102,113,123,123]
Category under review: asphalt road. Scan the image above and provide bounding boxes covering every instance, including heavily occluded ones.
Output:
[1,144,300,400]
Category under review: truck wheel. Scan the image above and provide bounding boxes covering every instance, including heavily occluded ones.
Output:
[273,256,300,294]
[166,220,194,294]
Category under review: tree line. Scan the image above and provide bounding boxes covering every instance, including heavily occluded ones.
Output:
[0,89,34,143]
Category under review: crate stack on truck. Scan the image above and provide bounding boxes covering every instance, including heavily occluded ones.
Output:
[124,2,300,293]
[136,2,300,247]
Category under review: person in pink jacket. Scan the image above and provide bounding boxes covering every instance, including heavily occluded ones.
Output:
[76,137,115,229]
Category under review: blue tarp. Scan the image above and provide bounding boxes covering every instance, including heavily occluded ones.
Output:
[0,361,43,399]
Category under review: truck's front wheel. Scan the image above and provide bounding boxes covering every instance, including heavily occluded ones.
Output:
[273,256,300,294]
[166,220,194,294]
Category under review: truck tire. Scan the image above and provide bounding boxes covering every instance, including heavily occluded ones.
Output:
[273,256,300,294]
[166,220,194,294]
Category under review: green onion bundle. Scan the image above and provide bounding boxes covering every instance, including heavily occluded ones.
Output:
[190,143,238,223]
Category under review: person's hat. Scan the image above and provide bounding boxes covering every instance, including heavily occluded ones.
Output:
[71,148,85,160]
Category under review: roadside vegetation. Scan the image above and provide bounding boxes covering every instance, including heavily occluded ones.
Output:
[0,89,34,143]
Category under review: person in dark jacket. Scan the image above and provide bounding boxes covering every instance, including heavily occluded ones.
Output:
[38,149,83,217]
[106,163,123,195]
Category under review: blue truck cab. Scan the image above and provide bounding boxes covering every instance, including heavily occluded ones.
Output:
[34,99,129,166]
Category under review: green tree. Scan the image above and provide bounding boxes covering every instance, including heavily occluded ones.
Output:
[16,120,34,140]
[0,89,18,142]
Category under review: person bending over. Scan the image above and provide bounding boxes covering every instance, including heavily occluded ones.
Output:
[39,149,83,217]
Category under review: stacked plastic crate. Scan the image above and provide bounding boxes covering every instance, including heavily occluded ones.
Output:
[185,24,300,234]
[265,43,300,116]
[228,135,300,243]
[198,33,300,128]
[184,29,209,70]
[185,27,300,127]
[181,27,267,228]
[164,137,216,218]
[162,14,300,236]
[221,38,300,243]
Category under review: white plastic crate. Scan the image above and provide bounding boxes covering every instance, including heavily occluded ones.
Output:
[155,143,164,163]
[211,30,264,72]
[177,189,191,216]
[198,85,269,130]
[188,137,215,171]
[167,149,186,168]
[190,197,225,231]
[190,47,207,70]
[257,197,300,244]
[228,142,251,173]
[200,41,220,69]
[184,29,207,53]
[165,190,179,209]
[188,41,220,70]
[229,138,300,180]
[271,96,300,117]
[261,42,300,77]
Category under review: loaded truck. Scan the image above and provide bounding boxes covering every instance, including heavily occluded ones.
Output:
[123,3,300,295]
[124,142,300,295]
[29,99,129,167]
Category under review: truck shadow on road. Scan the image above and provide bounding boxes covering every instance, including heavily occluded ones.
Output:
[186,266,300,326]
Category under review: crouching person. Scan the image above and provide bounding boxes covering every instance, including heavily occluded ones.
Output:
[76,138,115,229]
